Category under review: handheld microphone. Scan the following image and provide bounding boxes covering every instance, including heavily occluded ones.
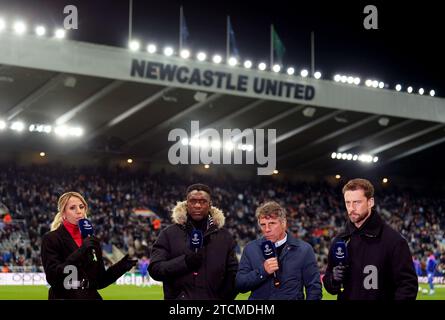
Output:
[261,240,280,288]
[189,229,203,276]
[333,240,348,291]
[78,218,98,262]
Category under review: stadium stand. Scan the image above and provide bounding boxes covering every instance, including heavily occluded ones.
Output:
[0,163,444,277]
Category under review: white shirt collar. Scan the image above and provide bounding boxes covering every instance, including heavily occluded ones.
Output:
[275,233,287,247]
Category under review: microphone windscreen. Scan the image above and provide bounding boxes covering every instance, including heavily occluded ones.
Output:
[333,240,348,265]
[78,218,94,239]
[190,229,203,250]
[261,240,276,259]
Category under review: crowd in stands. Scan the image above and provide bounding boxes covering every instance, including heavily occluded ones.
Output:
[0,164,444,276]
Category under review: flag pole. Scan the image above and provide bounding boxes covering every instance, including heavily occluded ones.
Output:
[226,16,230,60]
[270,24,274,68]
[128,0,133,43]
[179,6,183,51]
[311,31,315,76]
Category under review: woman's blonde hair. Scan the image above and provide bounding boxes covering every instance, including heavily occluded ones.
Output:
[50,192,89,231]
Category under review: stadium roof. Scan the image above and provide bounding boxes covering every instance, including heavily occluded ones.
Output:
[1,33,445,177]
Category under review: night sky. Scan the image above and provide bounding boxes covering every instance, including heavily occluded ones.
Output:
[1,0,443,96]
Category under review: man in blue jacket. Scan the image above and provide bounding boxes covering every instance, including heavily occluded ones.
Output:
[236,201,322,300]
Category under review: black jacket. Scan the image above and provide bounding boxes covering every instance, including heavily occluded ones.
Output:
[148,201,239,300]
[323,211,418,300]
[41,224,130,299]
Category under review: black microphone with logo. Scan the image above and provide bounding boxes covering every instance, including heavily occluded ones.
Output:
[261,240,280,288]
[333,240,349,292]
[189,229,203,276]
[78,218,98,262]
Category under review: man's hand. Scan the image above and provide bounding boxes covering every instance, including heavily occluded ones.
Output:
[263,258,279,275]
[332,265,347,283]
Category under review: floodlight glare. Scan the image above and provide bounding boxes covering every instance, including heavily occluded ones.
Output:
[146,44,157,53]
[418,88,424,95]
[334,75,341,82]
[258,62,267,71]
[181,138,189,146]
[13,21,26,35]
[331,152,337,159]
[164,47,174,56]
[286,67,295,75]
[353,77,361,85]
[429,90,435,97]
[341,75,347,83]
[378,82,384,89]
[314,71,321,79]
[395,84,402,91]
[197,52,207,61]
[244,60,252,68]
[180,49,190,59]
[272,64,281,73]
[35,25,46,36]
[0,19,6,32]
[228,57,238,66]
[300,69,309,77]
[0,120,6,130]
[55,28,66,39]
[347,76,354,84]
[407,86,413,93]
[212,54,222,64]
[372,80,379,88]
[11,121,25,132]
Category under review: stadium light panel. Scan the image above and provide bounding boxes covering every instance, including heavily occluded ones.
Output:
[197,52,207,61]
[395,84,402,91]
[331,152,337,159]
[212,55,222,64]
[55,28,66,39]
[54,125,68,137]
[336,153,342,159]
[13,21,26,35]
[163,47,174,56]
[11,121,25,132]
[378,81,385,89]
[347,76,354,84]
[228,57,238,66]
[258,62,267,71]
[341,75,347,83]
[314,71,322,79]
[429,90,435,97]
[353,77,361,85]
[365,79,372,87]
[347,153,353,160]
[286,67,295,75]
[146,44,157,53]
[272,64,281,73]
[372,80,379,88]
[300,69,308,77]
[180,49,190,59]
[352,155,358,161]
[373,156,379,163]
[35,25,46,36]
[43,125,52,133]
[334,75,341,82]
[418,88,424,95]
[244,60,252,69]
[407,86,413,93]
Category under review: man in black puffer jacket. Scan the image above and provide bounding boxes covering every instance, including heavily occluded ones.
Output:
[149,183,239,300]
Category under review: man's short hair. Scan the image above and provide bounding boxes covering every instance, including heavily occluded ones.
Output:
[255,201,287,221]
[342,178,374,199]
[186,183,212,198]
